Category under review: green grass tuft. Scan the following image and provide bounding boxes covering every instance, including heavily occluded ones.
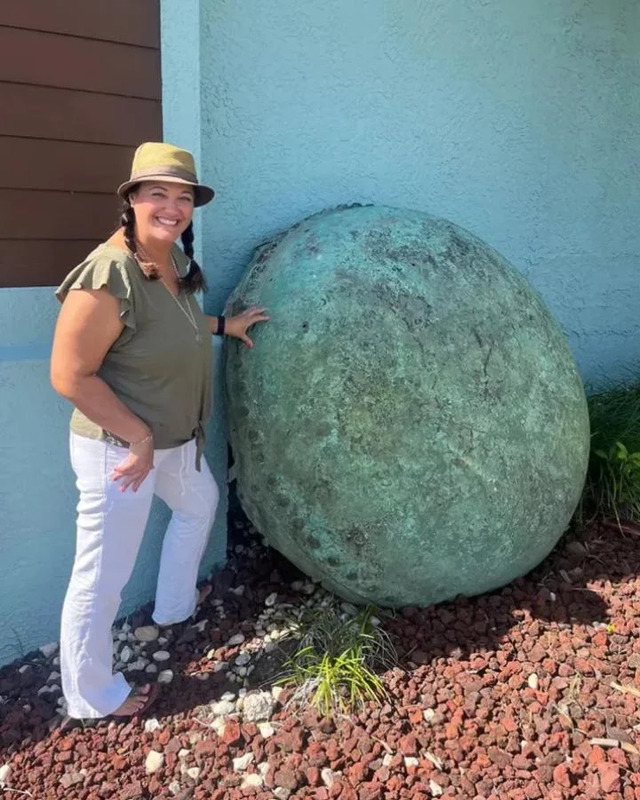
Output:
[275,604,396,718]
[580,382,640,523]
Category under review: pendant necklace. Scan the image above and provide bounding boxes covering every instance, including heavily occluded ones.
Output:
[164,257,202,343]
[135,247,202,343]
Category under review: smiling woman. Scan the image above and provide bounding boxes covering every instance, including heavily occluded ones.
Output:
[49,142,269,724]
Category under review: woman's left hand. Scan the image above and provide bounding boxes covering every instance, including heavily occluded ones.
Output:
[225,306,270,348]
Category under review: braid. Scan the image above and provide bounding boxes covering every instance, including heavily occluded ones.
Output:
[120,197,137,255]
[180,221,195,260]
[180,222,208,294]
[120,195,159,280]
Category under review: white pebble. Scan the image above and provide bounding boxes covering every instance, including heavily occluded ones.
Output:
[158,670,174,684]
[227,633,245,646]
[47,671,61,683]
[241,774,263,788]
[230,585,245,596]
[382,753,393,767]
[144,718,161,733]
[258,722,275,738]
[404,757,419,768]
[233,752,254,772]
[145,750,164,774]
[211,718,226,736]
[236,667,247,677]
[168,781,181,796]
[0,764,12,786]
[117,633,128,642]
[178,748,191,758]
[221,691,236,702]
[134,626,159,643]
[242,691,276,722]
[120,645,133,664]
[321,768,337,787]
[528,673,539,690]
[152,650,171,662]
[121,622,131,633]
[127,659,148,672]
[210,700,235,716]
[430,779,444,796]
[271,686,284,702]
[187,767,201,780]
[145,664,158,673]
[423,708,435,722]
[265,592,278,607]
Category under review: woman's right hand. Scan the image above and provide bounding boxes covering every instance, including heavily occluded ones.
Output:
[111,436,155,492]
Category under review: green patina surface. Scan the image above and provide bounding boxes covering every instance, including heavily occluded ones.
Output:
[225,205,590,607]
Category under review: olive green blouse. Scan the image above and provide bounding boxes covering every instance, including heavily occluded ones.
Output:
[56,243,212,468]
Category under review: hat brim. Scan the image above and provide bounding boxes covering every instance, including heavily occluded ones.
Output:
[117,175,215,207]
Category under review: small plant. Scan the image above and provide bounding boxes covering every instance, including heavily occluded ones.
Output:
[584,441,640,524]
[275,604,396,717]
[579,382,640,524]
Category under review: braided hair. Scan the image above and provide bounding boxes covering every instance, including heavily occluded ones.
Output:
[179,222,208,293]
[120,192,207,294]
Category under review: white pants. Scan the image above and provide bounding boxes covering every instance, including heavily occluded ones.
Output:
[61,432,219,718]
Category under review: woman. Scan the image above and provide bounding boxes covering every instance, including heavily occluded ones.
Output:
[50,142,268,721]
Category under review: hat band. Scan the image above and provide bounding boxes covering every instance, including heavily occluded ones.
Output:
[130,165,199,184]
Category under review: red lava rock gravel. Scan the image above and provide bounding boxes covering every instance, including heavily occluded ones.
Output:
[2,514,640,799]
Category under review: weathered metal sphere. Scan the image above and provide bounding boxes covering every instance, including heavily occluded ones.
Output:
[225,205,589,607]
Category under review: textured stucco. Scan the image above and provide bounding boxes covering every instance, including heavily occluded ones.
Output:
[196,0,640,386]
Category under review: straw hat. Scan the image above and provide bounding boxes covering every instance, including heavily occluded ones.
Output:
[117,142,214,207]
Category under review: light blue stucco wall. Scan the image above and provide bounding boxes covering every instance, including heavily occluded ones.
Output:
[0,1,227,664]
[190,0,639,387]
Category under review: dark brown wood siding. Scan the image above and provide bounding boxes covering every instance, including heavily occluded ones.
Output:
[0,1,162,288]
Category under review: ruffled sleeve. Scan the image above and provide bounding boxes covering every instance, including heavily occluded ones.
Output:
[55,252,136,331]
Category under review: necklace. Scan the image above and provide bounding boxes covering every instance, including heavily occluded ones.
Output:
[163,256,202,343]
[163,280,202,343]
[134,246,202,343]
